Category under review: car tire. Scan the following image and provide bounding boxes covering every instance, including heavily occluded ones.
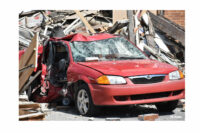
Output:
[75,84,100,116]
[155,100,178,112]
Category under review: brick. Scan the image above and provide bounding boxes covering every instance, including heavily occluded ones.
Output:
[138,113,159,121]
[112,10,127,24]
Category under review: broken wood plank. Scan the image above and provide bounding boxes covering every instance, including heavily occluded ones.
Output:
[20,70,42,93]
[149,11,185,46]
[19,103,40,109]
[19,108,36,116]
[87,15,112,27]
[63,19,84,35]
[146,35,158,51]
[127,10,136,44]
[107,19,129,34]
[19,32,38,70]
[147,12,155,36]
[74,10,96,34]
[134,11,141,46]
[19,10,42,18]
[19,112,45,120]
[19,64,34,73]
[143,44,178,66]
[19,33,39,92]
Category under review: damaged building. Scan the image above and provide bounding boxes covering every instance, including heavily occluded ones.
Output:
[19,10,185,120]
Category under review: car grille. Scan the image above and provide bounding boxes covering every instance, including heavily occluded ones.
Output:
[129,74,166,84]
[130,90,183,100]
[114,90,183,101]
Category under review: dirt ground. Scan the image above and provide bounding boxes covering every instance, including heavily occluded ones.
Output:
[44,104,185,121]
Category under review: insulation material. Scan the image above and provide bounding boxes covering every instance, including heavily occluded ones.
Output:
[26,13,44,28]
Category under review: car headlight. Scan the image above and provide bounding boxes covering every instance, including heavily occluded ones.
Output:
[96,75,126,85]
[169,70,184,80]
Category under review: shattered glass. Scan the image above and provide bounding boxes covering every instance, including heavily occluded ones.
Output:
[70,37,147,62]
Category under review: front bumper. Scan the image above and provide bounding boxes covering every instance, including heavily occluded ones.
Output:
[88,77,185,106]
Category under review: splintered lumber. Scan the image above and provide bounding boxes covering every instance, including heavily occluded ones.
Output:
[19,64,34,73]
[107,19,129,34]
[149,11,185,46]
[19,103,40,109]
[19,33,39,92]
[63,18,81,34]
[19,101,46,121]
[143,44,177,66]
[20,70,42,93]
[146,35,158,50]
[19,112,45,121]
[127,10,135,44]
[74,10,96,34]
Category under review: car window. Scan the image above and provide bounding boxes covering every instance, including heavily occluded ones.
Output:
[70,37,147,62]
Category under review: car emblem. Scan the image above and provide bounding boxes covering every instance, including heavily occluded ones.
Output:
[146,75,152,79]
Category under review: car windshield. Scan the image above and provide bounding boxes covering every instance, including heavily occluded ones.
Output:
[70,37,147,62]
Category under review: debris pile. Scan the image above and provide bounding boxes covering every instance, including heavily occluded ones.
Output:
[19,95,46,121]
[115,10,185,73]
[19,10,185,73]
[19,10,111,49]
[18,10,185,120]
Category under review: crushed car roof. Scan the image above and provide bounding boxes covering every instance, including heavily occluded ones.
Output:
[50,33,118,42]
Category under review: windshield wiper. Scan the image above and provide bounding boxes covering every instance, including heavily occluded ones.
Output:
[117,56,145,59]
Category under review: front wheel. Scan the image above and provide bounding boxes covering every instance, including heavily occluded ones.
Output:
[75,84,99,116]
[155,100,178,112]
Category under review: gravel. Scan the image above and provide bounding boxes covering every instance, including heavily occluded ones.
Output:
[44,104,185,121]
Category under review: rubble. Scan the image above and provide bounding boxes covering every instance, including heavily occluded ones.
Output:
[19,100,46,121]
[19,10,185,71]
[19,10,184,73]
[19,33,39,93]
[138,113,159,121]
[19,10,185,120]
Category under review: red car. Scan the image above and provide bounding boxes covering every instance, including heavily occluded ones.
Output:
[19,33,185,116]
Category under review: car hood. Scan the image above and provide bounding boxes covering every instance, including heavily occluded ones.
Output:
[78,59,177,77]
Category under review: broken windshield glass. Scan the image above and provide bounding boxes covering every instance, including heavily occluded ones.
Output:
[70,37,147,62]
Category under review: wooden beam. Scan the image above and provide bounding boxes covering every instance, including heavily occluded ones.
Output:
[19,33,39,92]
[148,11,185,46]
[107,19,129,34]
[147,12,155,36]
[146,35,158,50]
[20,70,42,93]
[19,112,45,120]
[74,10,96,34]
[127,10,135,44]
[19,103,40,109]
